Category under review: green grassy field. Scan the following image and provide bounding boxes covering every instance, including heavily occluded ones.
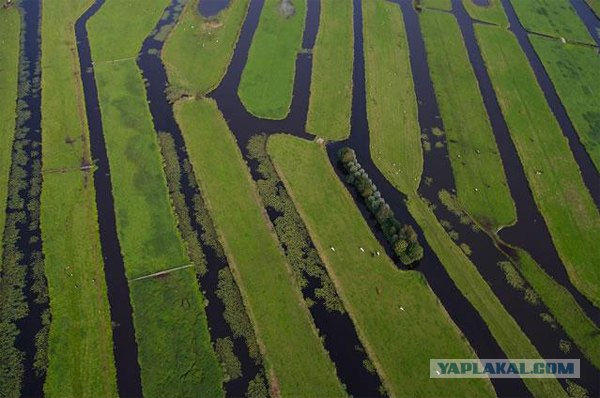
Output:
[462,0,508,26]
[129,269,223,398]
[163,0,249,95]
[40,0,117,396]
[268,134,494,398]
[420,10,516,230]
[529,36,600,171]
[509,0,594,45]
[88,1,224,395]
[87,0,172,62]
[0,5,20,264]
[363,0,422,194]
[40,174,117,398]
[93,61,189,277]
[475,24,600,308]
[238,0,306,119]
[306,0,353,140]
[174,98,346,397]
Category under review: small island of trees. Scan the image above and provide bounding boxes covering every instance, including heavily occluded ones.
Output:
[338,147,424,266]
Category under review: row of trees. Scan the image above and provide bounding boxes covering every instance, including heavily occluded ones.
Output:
[338,147,424,266]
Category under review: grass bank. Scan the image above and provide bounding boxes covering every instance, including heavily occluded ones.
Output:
[268,134,494,398]
[174,98,346,397]
[475,24,600,308]
[40,1,117,396]
[163,0,249,95]
[88,0,224,395]
[420,10,516,230]
[509,0,594,44]
[363,0,422,194]
[306,0,353,140]
[462,0,508,26]
[238,0,306,119]
[529,36,600,171]
[0,4,20,264]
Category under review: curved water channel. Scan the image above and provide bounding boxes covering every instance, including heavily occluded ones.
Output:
[28,0,598,396]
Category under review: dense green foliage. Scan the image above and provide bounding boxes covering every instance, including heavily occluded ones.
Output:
[269,134,494,397]
[475,24,600,308]
[306,0,353,140]
[174,98,345,397]
[338,147,424,265]
[216,268,261,362]
[510,0,594,44]
[215,337,242,382]
[238,0,306,118]
[247,134,345,312]
[420,10,515,230]
[529,36,600,171]
[158,132,208,276]
[163,0,249,95]
[363,0,422,194]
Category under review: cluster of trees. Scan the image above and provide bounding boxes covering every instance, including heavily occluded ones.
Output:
[338,147,424,266]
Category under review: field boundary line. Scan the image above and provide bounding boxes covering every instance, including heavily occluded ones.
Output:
[130,264,193,281]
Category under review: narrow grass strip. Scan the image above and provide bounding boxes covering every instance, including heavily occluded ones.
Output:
[174,98,346,397]
[238,0,306,119]
[475,24,600,308]
[363,0,422,194]
[0,5,20,264]
[462,0,508,26]
[268,134,494,398]
[420,10,516,229]
[40,173,117,398]
[40,0,117,395]
[306,0,353,140]
[163,0,249,95]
